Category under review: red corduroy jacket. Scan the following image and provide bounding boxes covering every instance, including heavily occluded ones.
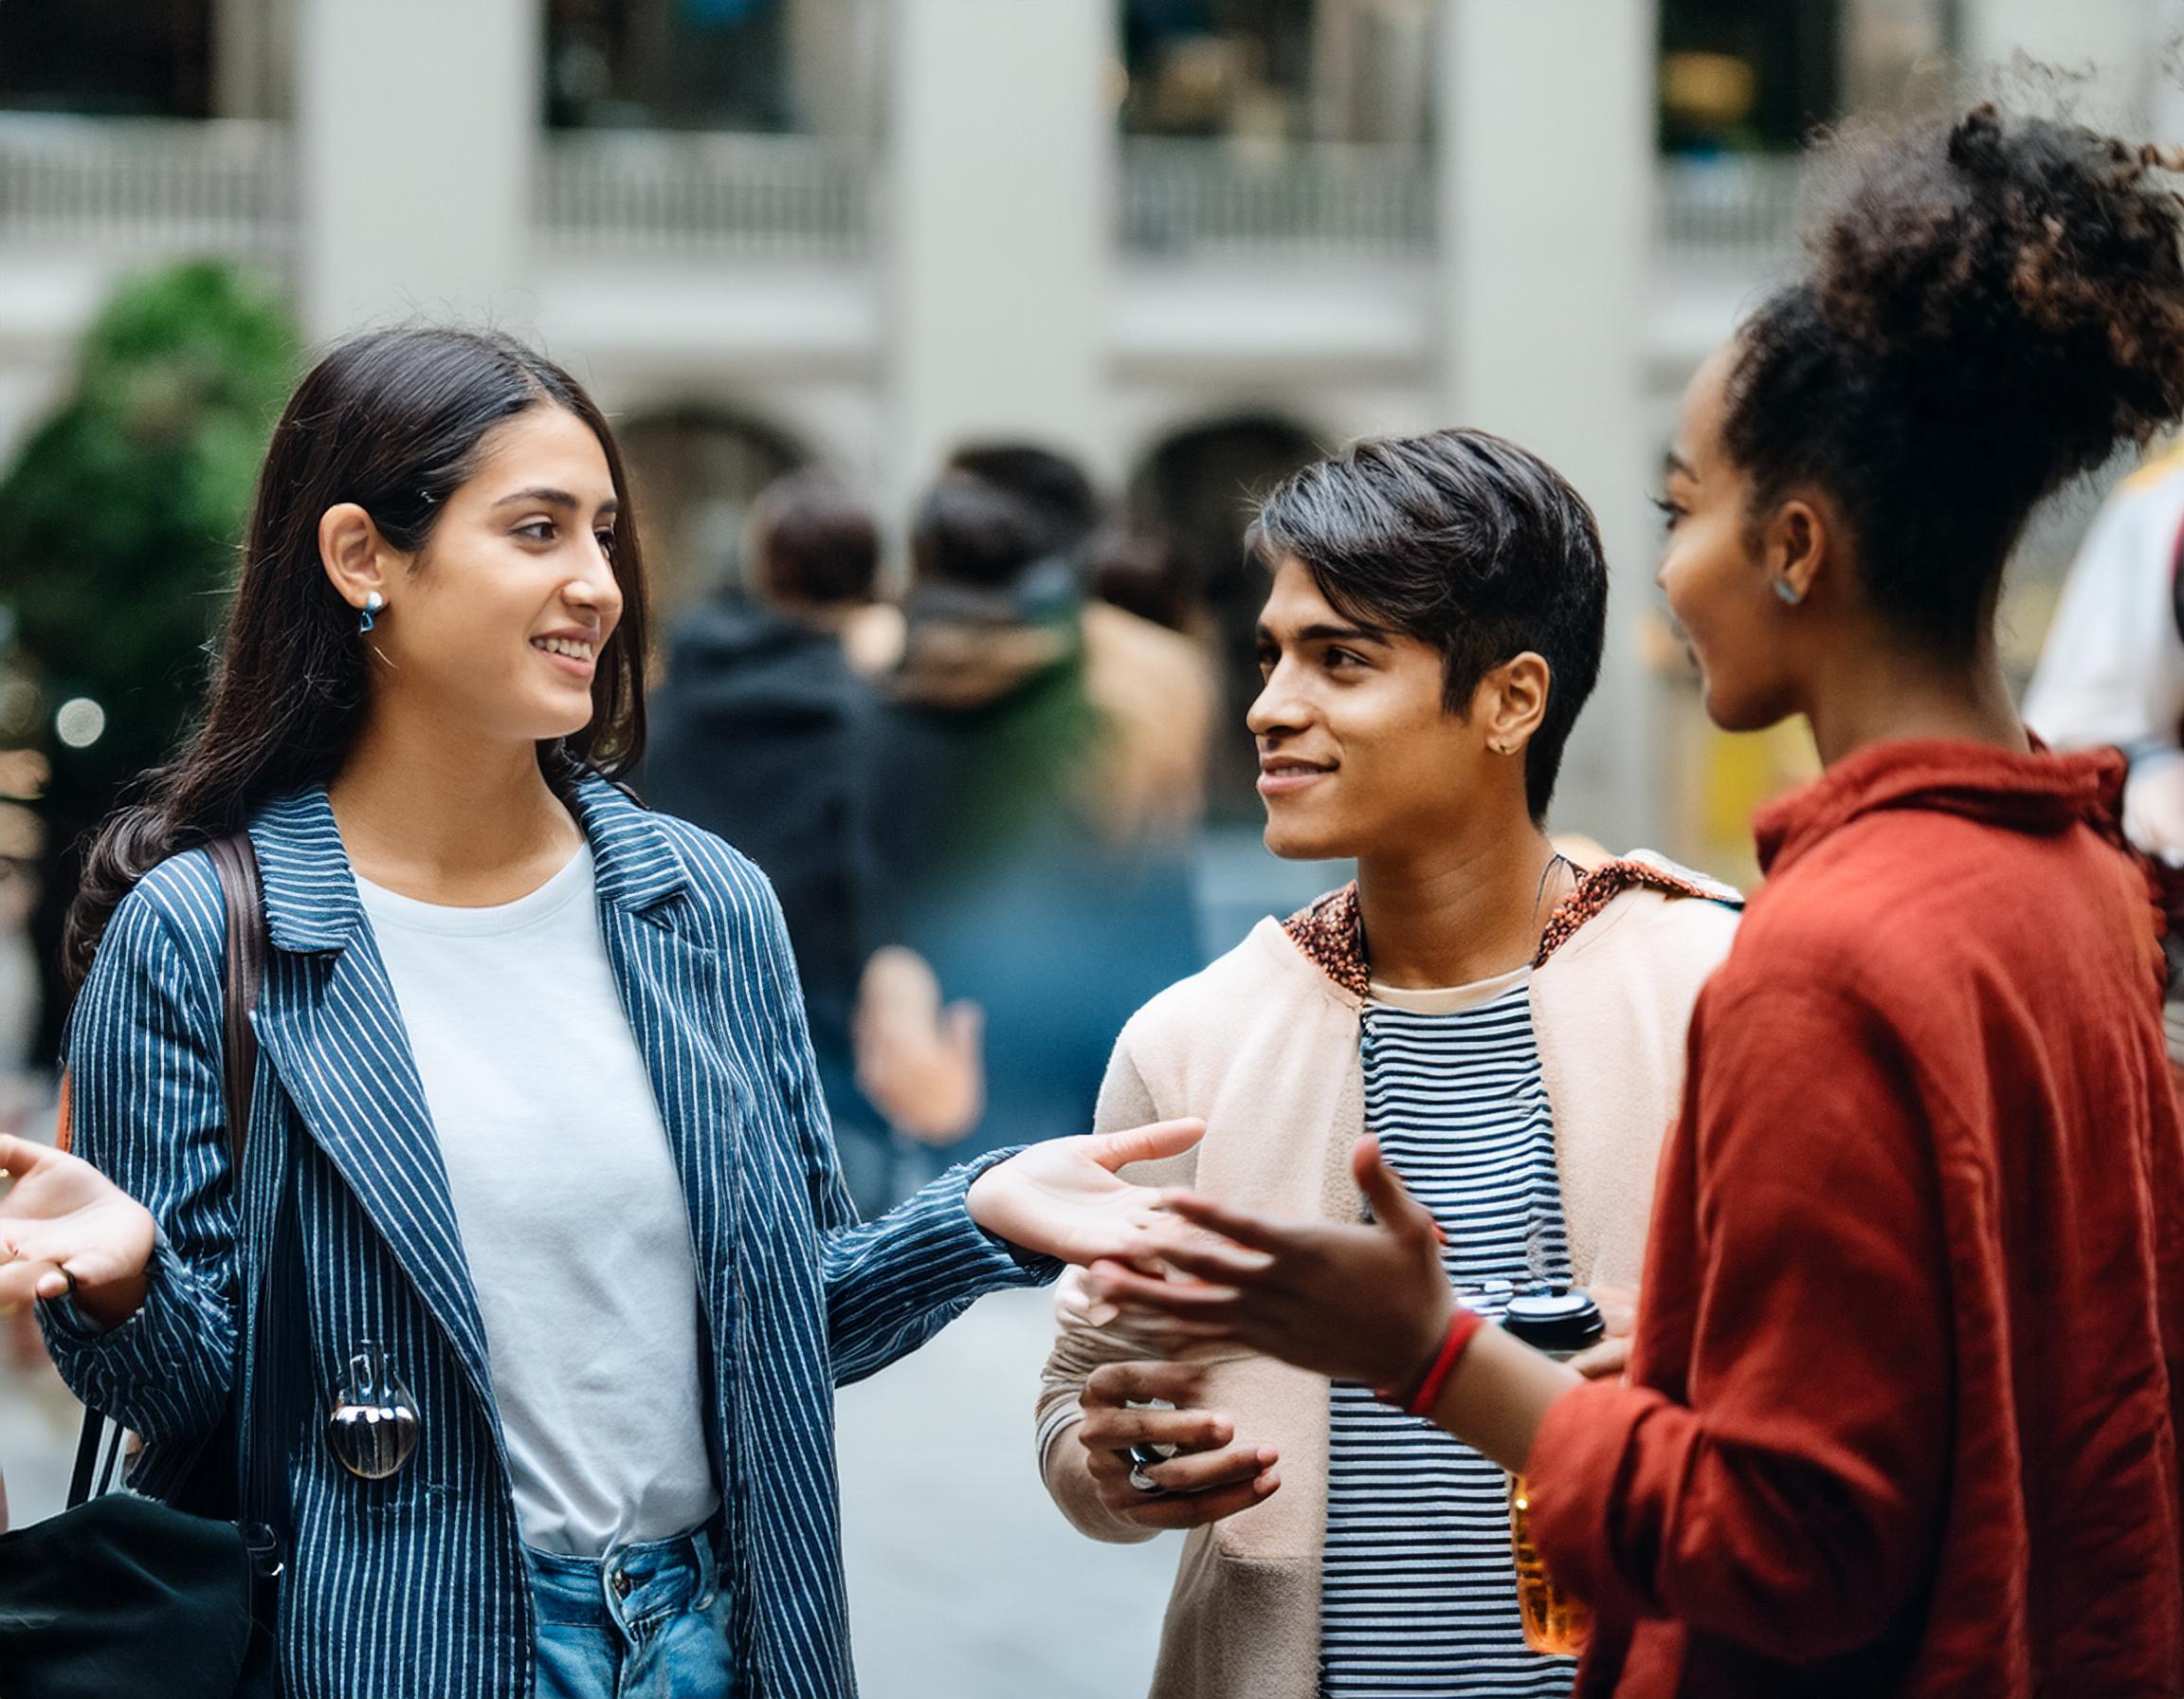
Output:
[1529,739,2184,1697]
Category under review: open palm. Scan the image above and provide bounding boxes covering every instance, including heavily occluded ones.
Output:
[0,1135,155,1315]
[966,1119,1205,1267]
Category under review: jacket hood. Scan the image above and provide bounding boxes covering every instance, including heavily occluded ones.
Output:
[1754,738,2129,881]
[659,596,854,719]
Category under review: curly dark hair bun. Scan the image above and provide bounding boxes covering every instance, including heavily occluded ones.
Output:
[1723,100,2184,652]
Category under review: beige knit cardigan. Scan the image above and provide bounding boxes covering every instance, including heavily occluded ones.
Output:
[1035,860,1740,1699]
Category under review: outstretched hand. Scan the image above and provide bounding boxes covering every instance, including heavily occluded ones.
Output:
[0,1135,155,1327]
[1083,1135,1455,1393]
[965,1119,1205,1268]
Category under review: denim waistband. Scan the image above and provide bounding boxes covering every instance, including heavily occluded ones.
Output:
[523,1516,723,1635]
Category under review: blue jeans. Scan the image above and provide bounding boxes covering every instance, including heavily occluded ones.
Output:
[525,1520,736,1699]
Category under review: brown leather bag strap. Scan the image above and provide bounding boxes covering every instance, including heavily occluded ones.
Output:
[57,834,262,1158]
[202,832,266,1171]
[200,828,289,1572]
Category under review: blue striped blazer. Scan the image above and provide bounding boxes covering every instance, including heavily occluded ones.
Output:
[40,778,1059,1698]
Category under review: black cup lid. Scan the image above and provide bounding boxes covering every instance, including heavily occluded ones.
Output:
[1502,1289,1604,1353]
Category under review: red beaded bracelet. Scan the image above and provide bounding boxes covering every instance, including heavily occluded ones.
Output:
[1392,1306,1485,1416]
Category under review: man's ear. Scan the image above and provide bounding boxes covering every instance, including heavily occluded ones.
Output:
[318,502,396,616]
[1476,652,1552,759]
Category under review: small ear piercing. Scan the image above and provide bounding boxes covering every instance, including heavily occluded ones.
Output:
[1773,577,1804,607]
[358,592,386,634]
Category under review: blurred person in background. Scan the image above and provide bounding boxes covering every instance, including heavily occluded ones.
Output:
[2024,440,2184,1055]
[1083,521,1226,848]
[1098,103,2184,1699]
[1037,429,1740,1699]
[944,442,1220,845]
[2024,442,2184,837]
[863,452,1212,1179]
[948,441,1104,567]
[833,443,1109,685]
[1090,521,1206,637]
[644,467,897,1215]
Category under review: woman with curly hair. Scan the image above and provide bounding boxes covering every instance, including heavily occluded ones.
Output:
[1094,103,2184,1695]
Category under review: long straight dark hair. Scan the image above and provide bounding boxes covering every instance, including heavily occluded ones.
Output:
[64,325,650,984]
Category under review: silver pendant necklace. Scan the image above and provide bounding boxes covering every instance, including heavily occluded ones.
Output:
[325,1342,420,1481]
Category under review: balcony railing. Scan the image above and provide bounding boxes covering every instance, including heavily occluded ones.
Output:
[0,117,291,252]
[0,118,1809,276]
[1656,154,1804,258]
[536,132,870,260]
[1119,137,1433,259]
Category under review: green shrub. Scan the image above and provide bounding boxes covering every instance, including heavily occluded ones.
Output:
[0,260,296,776]
[0,259,297,1049]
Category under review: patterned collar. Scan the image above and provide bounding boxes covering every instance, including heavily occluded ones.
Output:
[1283,857,1736,1002]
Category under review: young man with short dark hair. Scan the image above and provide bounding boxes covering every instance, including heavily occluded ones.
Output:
[1038,429,1739,1699]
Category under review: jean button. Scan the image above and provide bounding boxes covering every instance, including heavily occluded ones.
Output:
[610,1568,632,1599]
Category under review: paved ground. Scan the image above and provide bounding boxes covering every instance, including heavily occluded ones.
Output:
[840,1286,1176,1697]
[0,1286,1178,1697]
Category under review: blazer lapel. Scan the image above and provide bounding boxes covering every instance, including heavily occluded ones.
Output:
[246,790,500,1420]
[574,783,742,1339]
[572,781,755,1562]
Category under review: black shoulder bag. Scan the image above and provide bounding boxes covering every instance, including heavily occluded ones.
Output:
[0,832,285,1699]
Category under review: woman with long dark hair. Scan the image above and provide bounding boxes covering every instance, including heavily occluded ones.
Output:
[1091,104,2184,1695]
[0,326,1198,1699]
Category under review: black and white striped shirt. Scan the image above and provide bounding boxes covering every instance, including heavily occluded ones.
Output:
[1319,968,1578,1698]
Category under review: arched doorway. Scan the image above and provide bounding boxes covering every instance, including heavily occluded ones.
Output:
[1125,411,1325,818]
[616,406,811,630]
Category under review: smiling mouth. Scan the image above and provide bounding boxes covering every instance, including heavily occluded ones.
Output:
[1258,761,1334,793]
[533,636,596,663]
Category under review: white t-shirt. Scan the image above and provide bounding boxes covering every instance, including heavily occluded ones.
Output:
[355,845,719,1557]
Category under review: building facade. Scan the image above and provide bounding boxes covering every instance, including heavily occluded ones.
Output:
[0,0,2169,867]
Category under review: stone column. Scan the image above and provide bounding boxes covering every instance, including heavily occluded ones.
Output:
[295,0,539,337]
[1436,0,1661,849]
[882,0,1112,516]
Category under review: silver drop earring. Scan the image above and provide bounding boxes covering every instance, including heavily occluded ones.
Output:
[1773,577,1803,607]
[358,592,386,633]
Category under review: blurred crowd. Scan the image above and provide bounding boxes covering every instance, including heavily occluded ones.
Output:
[643,444,1221,1215]
[642,417,2184,1215]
